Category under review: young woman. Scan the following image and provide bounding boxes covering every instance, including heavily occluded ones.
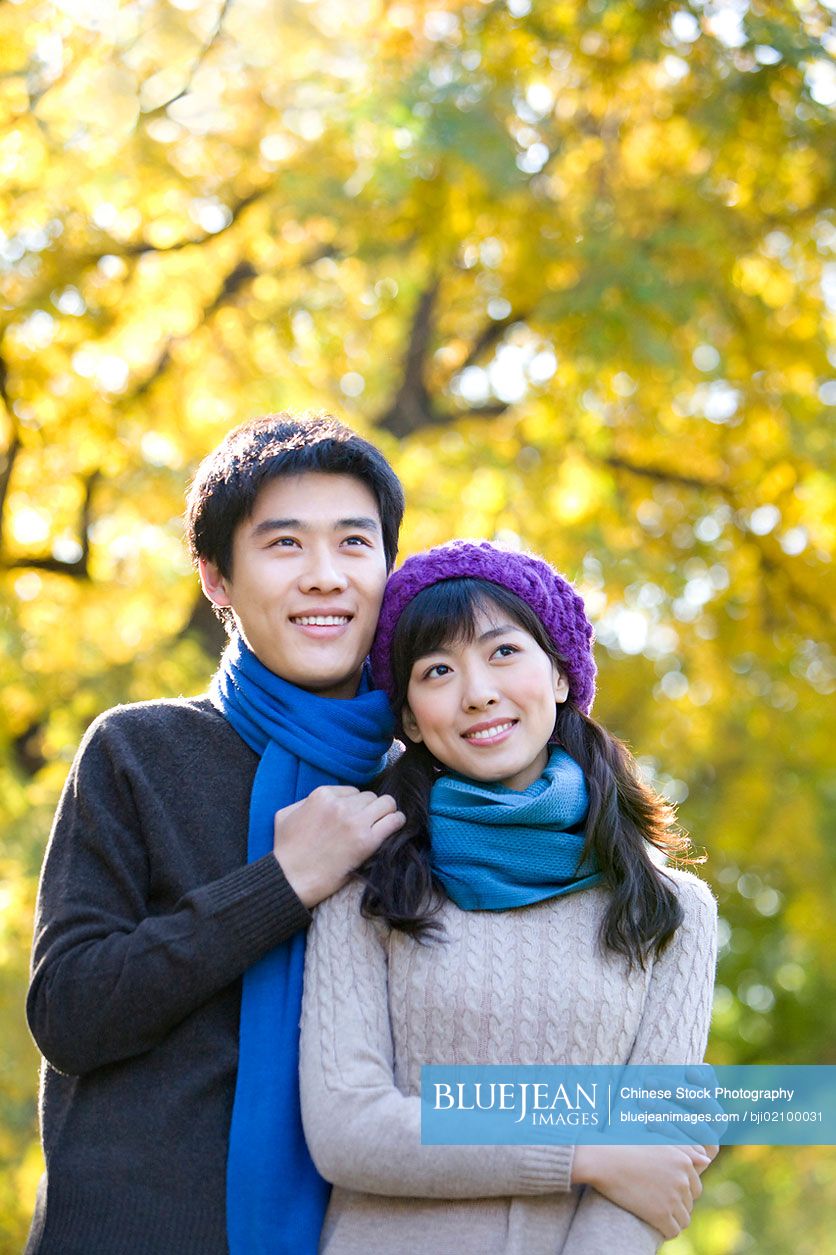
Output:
[300,541,718,1254]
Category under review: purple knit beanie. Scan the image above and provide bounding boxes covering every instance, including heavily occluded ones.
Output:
[370,541,596,713]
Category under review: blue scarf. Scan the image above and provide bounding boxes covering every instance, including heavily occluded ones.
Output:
[211,635,393,1255]
[429,748,602,910]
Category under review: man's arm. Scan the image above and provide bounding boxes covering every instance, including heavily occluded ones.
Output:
[27,714,313,1077]
[28,711,403,1079]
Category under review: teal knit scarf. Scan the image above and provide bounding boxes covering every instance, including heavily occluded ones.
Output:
[429,748,602,910]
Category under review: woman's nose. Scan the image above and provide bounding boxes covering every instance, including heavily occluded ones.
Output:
[462,673,499,711]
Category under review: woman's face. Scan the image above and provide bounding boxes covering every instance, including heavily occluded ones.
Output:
[401,603,569,791]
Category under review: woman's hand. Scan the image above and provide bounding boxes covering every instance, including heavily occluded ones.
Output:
[571,1143,718,1239]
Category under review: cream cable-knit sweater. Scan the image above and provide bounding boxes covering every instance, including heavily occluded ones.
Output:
[300,868,717,1255]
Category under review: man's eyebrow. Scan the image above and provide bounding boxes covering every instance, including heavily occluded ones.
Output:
[250,517,305,536]
[337,516,381,533]
[250,515,381,537]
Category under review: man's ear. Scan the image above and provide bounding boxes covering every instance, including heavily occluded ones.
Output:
[401,705,423,744]
[198,557,232,608]
[553,668,570,705]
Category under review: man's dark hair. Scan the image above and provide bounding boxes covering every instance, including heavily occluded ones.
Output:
[186,412,405,580]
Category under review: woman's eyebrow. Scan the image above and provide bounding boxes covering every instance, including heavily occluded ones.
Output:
[477,623,522,642]
[412,647,447,661]
[411,624,522,664]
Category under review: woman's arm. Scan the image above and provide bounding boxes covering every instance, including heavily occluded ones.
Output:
[299,882,575,1198]
[570,1143,714,1243]
[559,870,719,1252]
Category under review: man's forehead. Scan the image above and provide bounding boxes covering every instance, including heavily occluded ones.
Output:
[247,471,382,531]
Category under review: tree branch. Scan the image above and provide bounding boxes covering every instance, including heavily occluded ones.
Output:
[0,188,270,337]
[744,534,834,640]
[129,258,258,403]
[0,340,22,555]
[2,238,334,581]
[121,189,264,259]
[12,720,47,777]
[140,0,235,118]
[78,468,99,572]
[456,310,528,373]
[205,258,258,315]
[125,242,333,402]
[402,279,441,392]
[0,430,21,551]
[600,453,831,634]
[6,553,88,577]
[377,279,533,437]
[453,401,510,418]
[601,454,724,492]
[3,469,99,579]
[376,278,449,438]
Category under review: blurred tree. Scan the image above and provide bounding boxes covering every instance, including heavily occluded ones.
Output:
[1,0,834,1250]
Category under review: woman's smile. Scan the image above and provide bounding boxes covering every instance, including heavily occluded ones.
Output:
[460,717,518,745]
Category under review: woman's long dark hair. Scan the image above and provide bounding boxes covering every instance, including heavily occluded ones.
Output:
[359,578,701,967]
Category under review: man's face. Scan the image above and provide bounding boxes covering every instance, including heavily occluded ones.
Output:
[199,472,389,698]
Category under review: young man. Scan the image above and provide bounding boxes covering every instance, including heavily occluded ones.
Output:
[25,414,406,1255]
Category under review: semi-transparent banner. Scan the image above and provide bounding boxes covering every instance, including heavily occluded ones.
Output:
[421,1065,836,1146]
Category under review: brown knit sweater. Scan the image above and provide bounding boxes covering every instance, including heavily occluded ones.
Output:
[300,870,717,1254]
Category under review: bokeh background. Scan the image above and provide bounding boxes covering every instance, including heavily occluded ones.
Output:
[1,0,834,1250]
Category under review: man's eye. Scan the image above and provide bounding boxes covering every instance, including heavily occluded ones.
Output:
[268,537,299,548]
[344,535,372,546]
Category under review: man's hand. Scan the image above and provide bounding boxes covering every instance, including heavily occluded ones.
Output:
[571,1143,718,1239]
[273,786,405,909]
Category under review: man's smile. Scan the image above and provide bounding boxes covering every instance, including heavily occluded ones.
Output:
[290,611,354,638]
[290,613,353,626]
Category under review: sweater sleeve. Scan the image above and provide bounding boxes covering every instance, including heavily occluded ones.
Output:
[299,882,575,1198]
[27,714,311,1077]
[559,871,719,1254]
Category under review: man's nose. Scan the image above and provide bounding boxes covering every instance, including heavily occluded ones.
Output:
[298,546,349,593]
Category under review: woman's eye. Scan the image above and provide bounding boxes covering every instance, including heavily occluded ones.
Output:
[493,644,519,659]
[423,663,451,679]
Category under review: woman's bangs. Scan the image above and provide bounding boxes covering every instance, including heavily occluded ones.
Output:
[396,579,489,660]
[390,577,549,706]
